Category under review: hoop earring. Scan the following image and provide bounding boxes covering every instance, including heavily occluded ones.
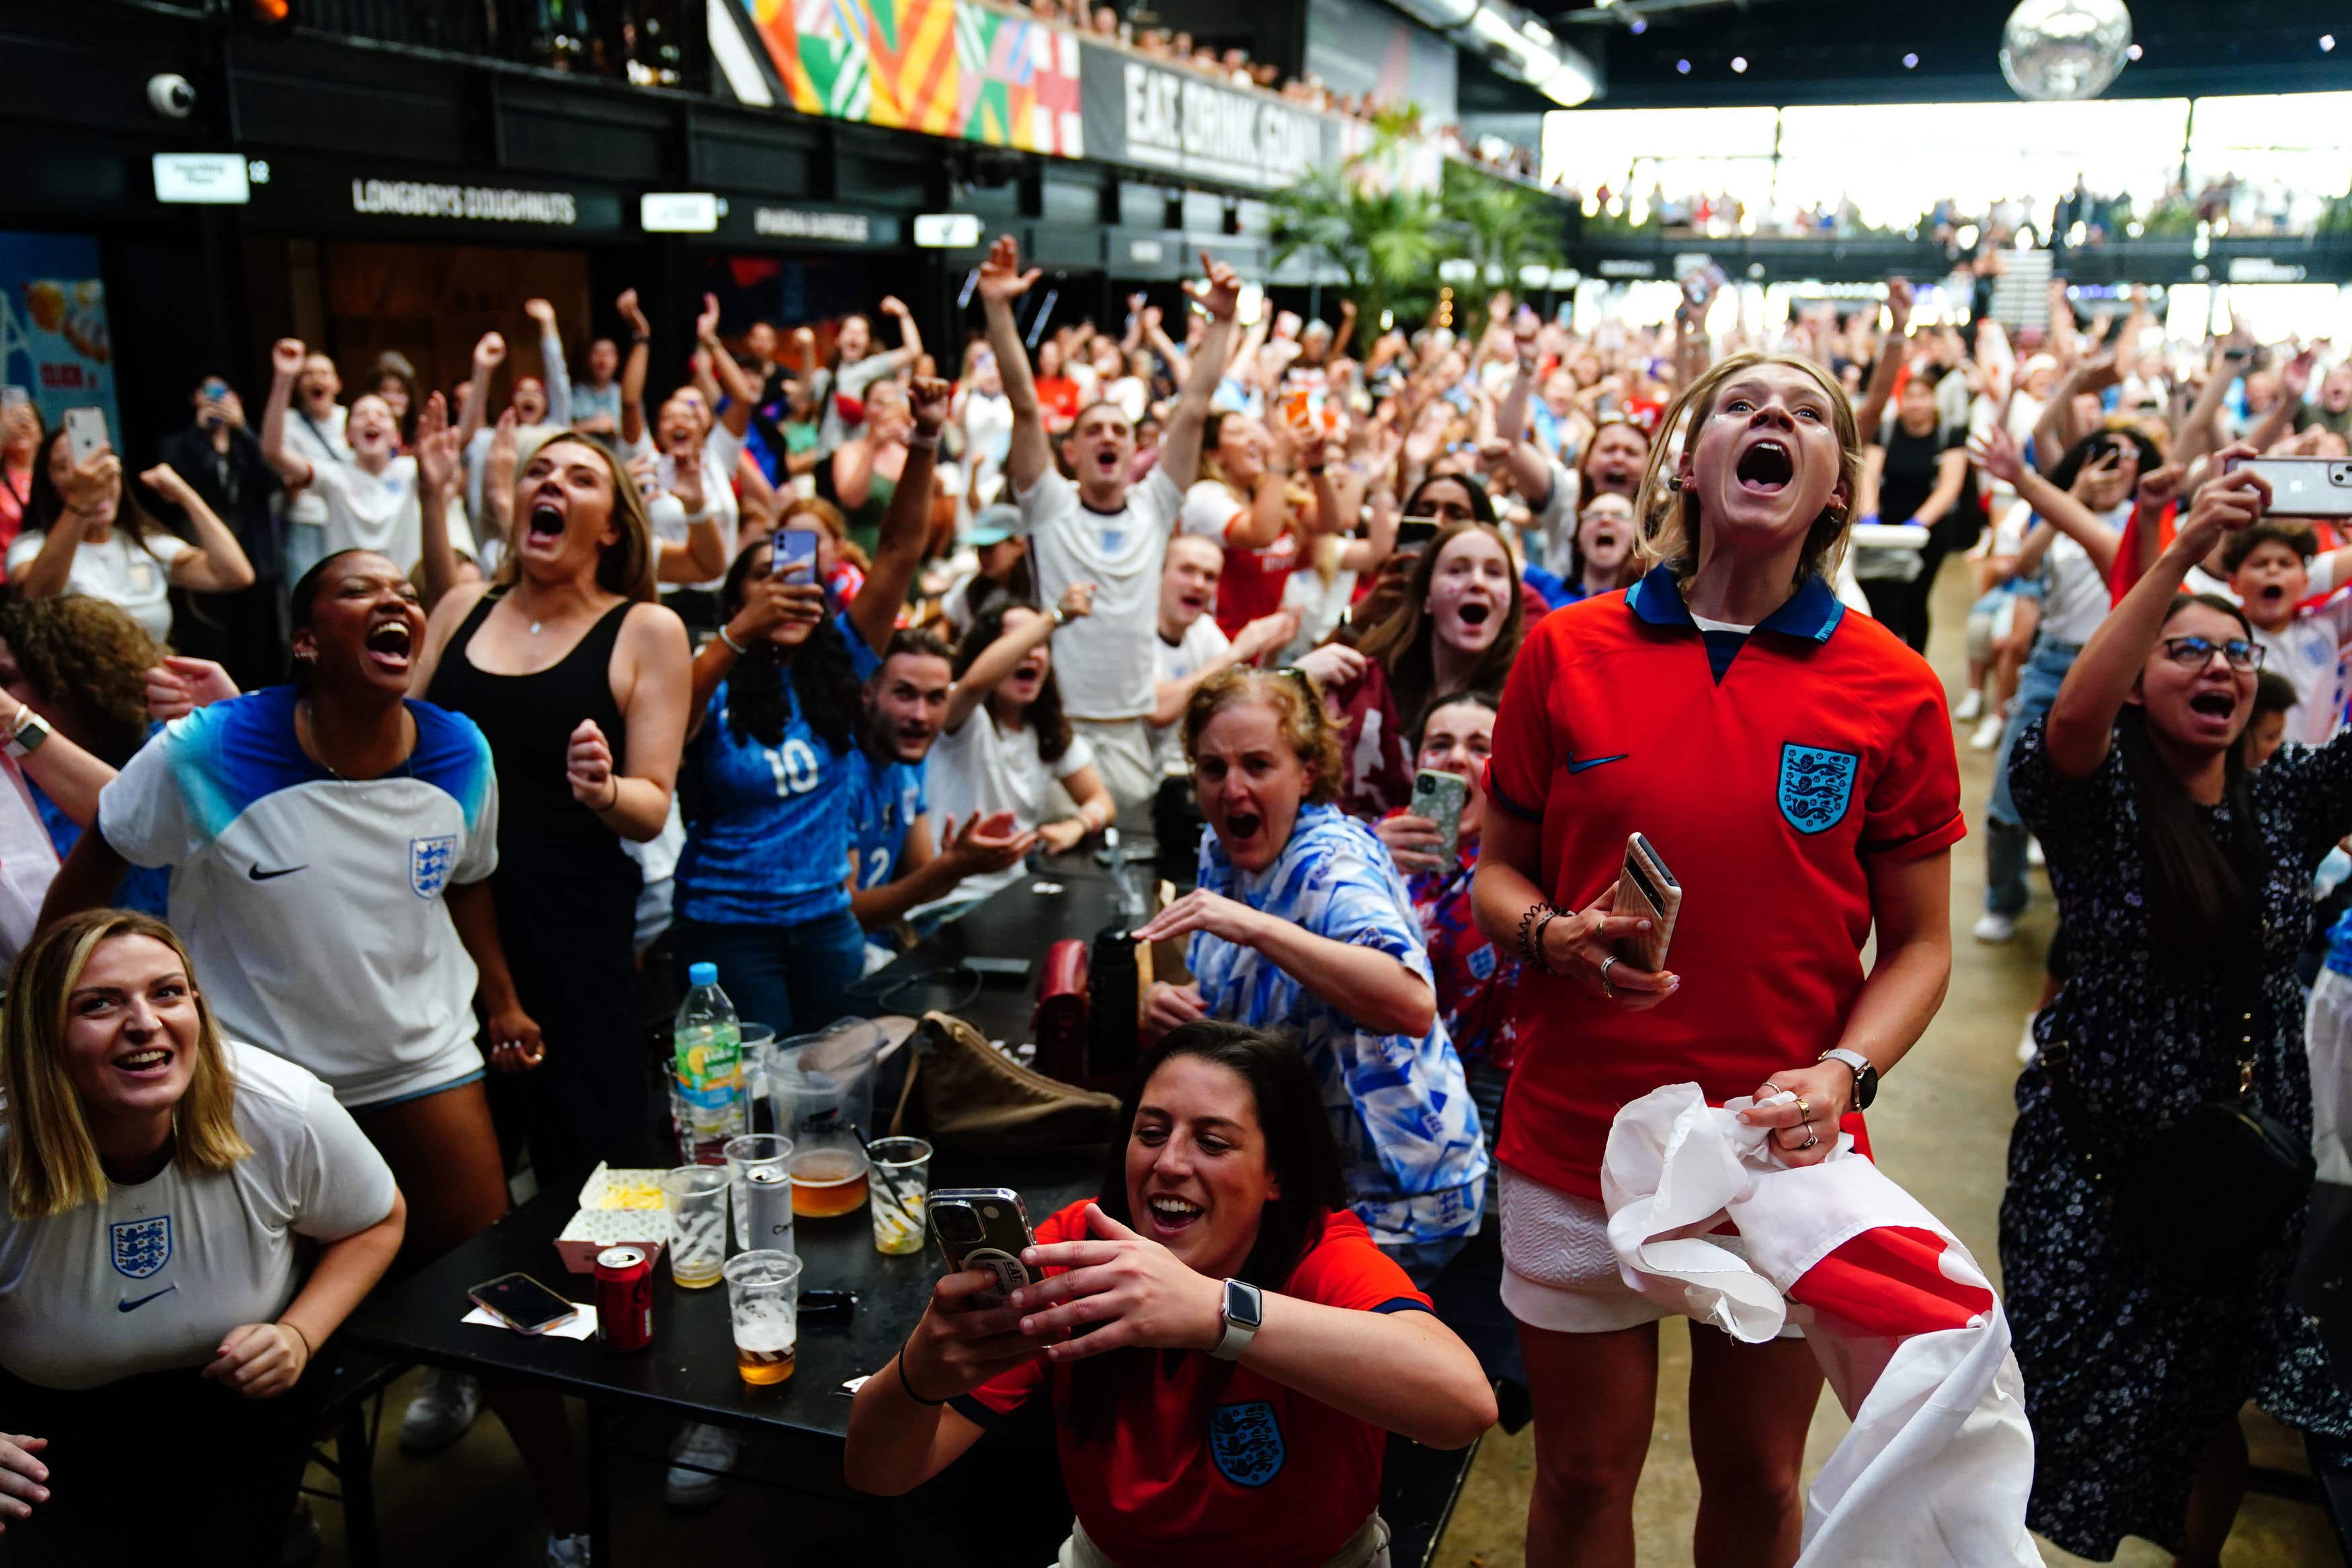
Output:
[1664,472,1684,492]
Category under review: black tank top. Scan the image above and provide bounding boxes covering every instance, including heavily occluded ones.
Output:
[427,591,634,853]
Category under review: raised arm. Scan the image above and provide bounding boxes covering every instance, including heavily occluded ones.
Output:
[412,393,468,614]
[618,289,653,448]
[1970,423,2122,577]
[452,332,505,456]
[944,583,1092,735]
[143,465,254,593]
[1142,306,1188,386]
[876,295,924,372]
[694,294,758,438]
[2246,346,2315,456]
[2044,448,2269,779]
[2175,338,2244,472]
[845,376,947,654]
[1851,279,1914,442]
[257,338,316,489]
[977,236,1053,495]
[1155,255,1243,489]
[524,298,573,426]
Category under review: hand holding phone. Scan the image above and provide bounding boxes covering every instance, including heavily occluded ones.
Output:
[772,528,819,582]
[2225,455,2352,519]
[1408,770,1469,864]
[1612,832,1682,973]
[930,1188,1037,1308]
[64,407,108,467]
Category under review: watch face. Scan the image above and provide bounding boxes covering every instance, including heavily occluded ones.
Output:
[1223,1278,1262,1329]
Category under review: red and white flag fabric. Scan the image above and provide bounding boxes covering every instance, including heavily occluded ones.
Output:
[1602,1083,2037,1568]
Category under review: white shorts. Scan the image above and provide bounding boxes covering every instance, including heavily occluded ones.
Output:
[1498,1165,1801,1338]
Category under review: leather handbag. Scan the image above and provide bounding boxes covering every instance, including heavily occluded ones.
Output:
[887,1011,1122,1155]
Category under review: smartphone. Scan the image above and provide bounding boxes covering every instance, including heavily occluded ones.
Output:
[772,528,818,581]
[1612,831,1683,973]
[930,1188,1037,1308]
[469,1272,580,1335]
[63,407,107,466]
[1397,518,1441,552]
[2,386,30,415]
[1408,769,1469,864]
[2226,456,2352,519]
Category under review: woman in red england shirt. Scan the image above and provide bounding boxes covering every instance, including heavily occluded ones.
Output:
[1470,352,1962,1568]
[844,1021,1494,1567]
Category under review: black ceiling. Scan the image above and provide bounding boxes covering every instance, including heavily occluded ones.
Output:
[1547,0,2352,109]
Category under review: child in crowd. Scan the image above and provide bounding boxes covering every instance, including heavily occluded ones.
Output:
[2225,520,2352,745]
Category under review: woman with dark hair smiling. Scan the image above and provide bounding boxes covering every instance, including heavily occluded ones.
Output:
[1141,667,1486,1282]
[844,1021,1494,1566]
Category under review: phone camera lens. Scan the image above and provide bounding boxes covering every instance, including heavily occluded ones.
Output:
[940,1205,981,1243]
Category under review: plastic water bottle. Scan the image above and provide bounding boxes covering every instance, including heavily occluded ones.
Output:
[673,962,744,1154]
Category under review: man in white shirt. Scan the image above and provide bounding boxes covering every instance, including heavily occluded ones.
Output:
[1149,534,1295,775]
[980,234,1241,809]
[260,338,473,571]
[277,352,348,585]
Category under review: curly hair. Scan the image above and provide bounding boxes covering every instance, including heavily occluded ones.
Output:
[716,542,862,756]
[954,599,1072,764]
[0,595,162,764]
[1180,666,1342,804]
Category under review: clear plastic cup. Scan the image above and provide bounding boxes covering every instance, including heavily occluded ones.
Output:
[661,1165,731,1289]
[723,1132,794,1251]
[788,1144,871,1219]
[866,1137,932,1255]
[723,1249,803,1385]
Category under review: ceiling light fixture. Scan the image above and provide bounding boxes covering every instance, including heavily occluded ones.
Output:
[1676,57,1691,73]
[1902,52,1918,67]
[1731,55,1748,72]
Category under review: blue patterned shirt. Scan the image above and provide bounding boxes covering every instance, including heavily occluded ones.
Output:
[1188,803,1487,1246]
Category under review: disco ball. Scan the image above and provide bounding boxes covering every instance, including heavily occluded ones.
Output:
[1999,0,2133,101]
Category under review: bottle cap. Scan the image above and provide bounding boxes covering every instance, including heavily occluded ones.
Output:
[689,962,718,987]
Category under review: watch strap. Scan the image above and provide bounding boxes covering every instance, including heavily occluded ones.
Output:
[5,711,50,759]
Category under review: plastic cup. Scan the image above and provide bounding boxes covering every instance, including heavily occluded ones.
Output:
[723,1249,803,1385]
[724,1132,794,1251]
[866,1137,932,1255]
[661,1166,731,1288]
[788,1145,871,1219]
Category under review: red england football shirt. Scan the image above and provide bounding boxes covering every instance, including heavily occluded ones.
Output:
[955,1202,1431,1567]
[1482,568,1964,1199]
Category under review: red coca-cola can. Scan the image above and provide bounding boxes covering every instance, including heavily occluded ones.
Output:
[594,1245,655,1351]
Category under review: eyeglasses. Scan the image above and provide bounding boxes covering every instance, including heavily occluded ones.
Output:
[2160,634,2265,672]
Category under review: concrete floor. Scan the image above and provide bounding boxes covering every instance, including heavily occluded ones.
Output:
[298,565,2343,1567]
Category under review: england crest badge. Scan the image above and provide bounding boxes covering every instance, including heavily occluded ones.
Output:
[1209,1400,1285,1487]
[1777,743,1857,835]
[111,1215,172,1279]
[410,834,458,899]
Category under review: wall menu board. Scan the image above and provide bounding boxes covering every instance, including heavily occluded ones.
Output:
[1078,44,1342,193]
[740,0,1084,157]
[0,232,118,438]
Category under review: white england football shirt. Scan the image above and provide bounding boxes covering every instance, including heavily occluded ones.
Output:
[99,687,499,1108]
[0,1043,396,1390]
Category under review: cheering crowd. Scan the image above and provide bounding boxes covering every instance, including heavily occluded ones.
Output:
[1,228,2350,1568]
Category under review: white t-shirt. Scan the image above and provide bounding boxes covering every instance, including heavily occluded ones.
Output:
[99,688,500,1108]
[1153,614,1232,774]
[622,425,741,591]
[0,1042,395,1391]
[1179,479,1248,543]
[281,406,349,530]
[922,709,1095,907]
[5,528,190,645]
[307,456,474,571]
[2037,503,2131,647]
[2255,589,2352,745]
[1017,466,1215,721]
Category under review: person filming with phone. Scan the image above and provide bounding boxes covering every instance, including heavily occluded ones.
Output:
[1469,351,1962,1567]
[0,910,404,1567]
[1138,667,1486,1284]
[844,1021,1495,1567]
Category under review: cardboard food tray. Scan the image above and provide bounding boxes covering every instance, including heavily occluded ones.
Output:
[553,1162,671,1273]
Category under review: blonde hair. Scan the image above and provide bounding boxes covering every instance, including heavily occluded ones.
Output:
[1633,352,1862,589]
[3,911,250,1219]
[493,434,659,604]
[1181,667,1343,806]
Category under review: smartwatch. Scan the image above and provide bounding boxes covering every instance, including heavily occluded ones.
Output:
[1209,1278,1263,1362]
[1817,1047,1878,1112]
[5,710,51,760]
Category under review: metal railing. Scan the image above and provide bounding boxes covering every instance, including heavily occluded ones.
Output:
[296,0,699,88]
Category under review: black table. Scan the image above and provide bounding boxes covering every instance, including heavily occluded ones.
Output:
[341,1151,1098,1564]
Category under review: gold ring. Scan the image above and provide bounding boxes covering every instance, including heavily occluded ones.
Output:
[1795,1097,1812,1124]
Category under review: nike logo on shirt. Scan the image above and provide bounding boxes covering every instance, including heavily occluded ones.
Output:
[1566,753,1629,774]
[247,864,307,881]
[117,1285,178,1313]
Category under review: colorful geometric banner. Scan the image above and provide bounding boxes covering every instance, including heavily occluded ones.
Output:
[741,0,1082,157]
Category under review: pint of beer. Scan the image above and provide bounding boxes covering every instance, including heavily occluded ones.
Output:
[723,1249,802,1388]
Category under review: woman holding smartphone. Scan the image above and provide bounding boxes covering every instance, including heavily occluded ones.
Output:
[844,1021,1495,1567]
[0,910,403,1567]
[1471,352,1961,1568]
[1139,668,1486,1282]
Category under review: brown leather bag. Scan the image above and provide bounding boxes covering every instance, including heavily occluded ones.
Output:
[887,1011,1123,1155]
